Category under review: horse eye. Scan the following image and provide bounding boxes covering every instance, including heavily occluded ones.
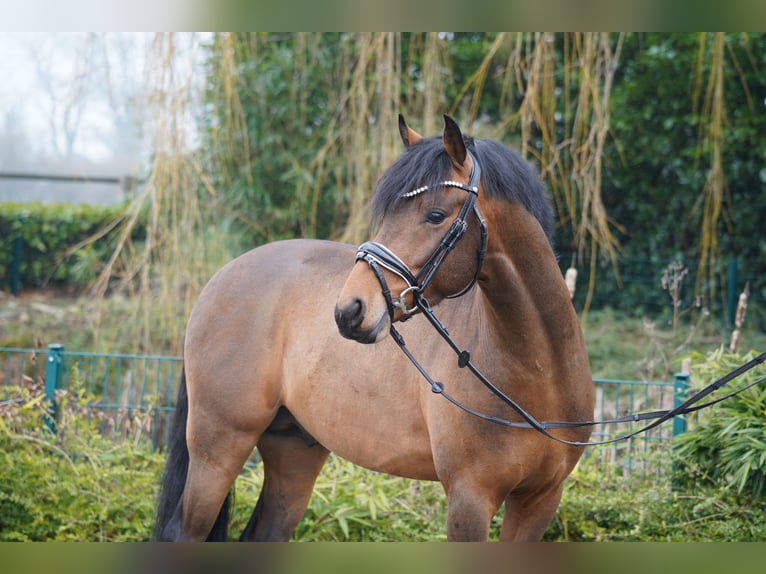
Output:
[426,210,446,224]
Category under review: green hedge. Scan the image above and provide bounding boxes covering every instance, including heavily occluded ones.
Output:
[0,202,145,292]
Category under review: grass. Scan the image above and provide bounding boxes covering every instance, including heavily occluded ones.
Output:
[582,307,766,381]
[0,288,181,355]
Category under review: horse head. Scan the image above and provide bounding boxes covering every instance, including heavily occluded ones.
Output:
[335,115,487,343]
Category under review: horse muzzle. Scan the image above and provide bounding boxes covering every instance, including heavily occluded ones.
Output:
[334,295,390,344]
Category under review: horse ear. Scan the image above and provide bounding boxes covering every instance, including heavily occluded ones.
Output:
[442,114,467,168]
[398,114,423,148]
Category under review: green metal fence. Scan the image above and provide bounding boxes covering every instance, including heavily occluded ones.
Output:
[585,376,683,472]
[1,344,181,450]
[2,344,685,468]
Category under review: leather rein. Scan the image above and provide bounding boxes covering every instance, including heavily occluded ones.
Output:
[354,151,766,447]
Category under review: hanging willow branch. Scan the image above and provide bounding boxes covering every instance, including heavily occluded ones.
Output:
[88,32,719,350]
[569,33,625,313]
[454,33,625,318]
[88,33,230,353]
[338,33,403,244]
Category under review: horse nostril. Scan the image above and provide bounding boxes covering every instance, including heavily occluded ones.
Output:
[335,297,366,337]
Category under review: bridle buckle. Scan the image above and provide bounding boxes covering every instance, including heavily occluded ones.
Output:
[393,285,420,316]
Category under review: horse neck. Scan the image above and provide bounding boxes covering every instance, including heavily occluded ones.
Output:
[476,203,581,363]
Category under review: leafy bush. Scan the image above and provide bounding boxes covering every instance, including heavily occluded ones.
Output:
[0,201,146,291]
[0,379,164,541]
[2,355,765,541]
[227,456,448,542]
[672,348,766,498]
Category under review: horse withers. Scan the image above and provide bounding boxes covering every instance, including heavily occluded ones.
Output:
[155,115,593,541]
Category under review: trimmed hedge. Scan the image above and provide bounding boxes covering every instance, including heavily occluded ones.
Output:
[0,202,146,292]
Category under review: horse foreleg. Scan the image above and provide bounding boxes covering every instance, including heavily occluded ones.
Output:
[444,482,504,541]
[239,431,330,541]
[499,483,564,542]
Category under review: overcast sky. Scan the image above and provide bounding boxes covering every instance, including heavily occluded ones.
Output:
[0,33,155,166]
[0,33,210,203]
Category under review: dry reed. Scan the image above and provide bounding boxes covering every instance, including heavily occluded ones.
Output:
[88,33,230,353]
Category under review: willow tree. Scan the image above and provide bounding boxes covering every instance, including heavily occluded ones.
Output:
[601,33,763,321]
[445,33,625,315]
[84,33,444,351]
[446,32,759,320]
[202,32,453,247]
[88,33,231,353]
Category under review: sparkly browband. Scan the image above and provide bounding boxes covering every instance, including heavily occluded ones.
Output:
[402,181,479,198]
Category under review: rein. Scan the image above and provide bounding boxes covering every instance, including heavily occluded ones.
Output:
[390,298,766,447]
[355,150,766,447]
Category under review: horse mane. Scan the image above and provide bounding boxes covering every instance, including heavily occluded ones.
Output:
[371,134,554,243]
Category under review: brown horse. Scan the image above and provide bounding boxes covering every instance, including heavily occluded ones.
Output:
[155,115,593,541]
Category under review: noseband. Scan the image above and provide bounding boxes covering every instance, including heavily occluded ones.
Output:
[355,149,487,319]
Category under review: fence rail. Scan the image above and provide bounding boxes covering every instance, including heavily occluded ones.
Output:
[2,344,687,469]
[1,344,180,450]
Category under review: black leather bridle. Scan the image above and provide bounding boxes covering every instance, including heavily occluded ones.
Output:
[355,149,487,320]
[353,149,766,447]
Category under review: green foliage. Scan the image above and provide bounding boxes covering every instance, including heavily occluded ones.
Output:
[605,34,766,259]
[203,33,350,248]
[229,450,766,542]
[546,454,766,541]
[228,456,448,542]
[672,348,766,498]
[600,33,766,323]
[2,374,765,541]
[297,458,447,541]
[0,201,146,291]
[0,381,164,541]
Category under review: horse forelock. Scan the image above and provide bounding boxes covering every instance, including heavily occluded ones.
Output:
[370,134,554,244]
[371,136,454,223]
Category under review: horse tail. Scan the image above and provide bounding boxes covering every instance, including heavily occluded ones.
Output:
[154,367,231,541]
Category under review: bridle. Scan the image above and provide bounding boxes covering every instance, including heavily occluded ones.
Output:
[355,149,487,319]
[353,150,766,447]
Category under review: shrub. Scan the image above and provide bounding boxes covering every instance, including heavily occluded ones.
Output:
[546,454,766,541]
[2,353,765,541]
[0,380,164,541]
[0,201,146,291]
[671,348,766,498]
[227,456,448,542]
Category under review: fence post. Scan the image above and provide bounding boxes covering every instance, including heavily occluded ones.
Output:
[44,343,64,434]
[671,365,691,490]
[672,371,690,437]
